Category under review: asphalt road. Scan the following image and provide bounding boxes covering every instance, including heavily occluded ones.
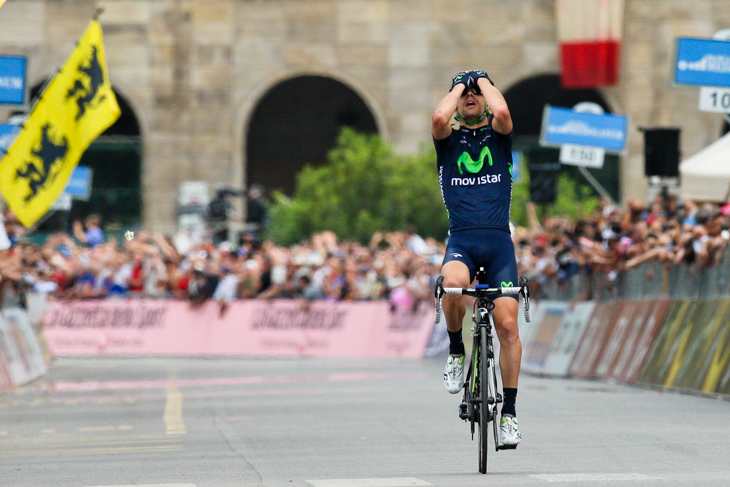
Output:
[1,356,729,487]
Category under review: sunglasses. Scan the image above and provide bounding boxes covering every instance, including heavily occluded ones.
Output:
[461,77,482,96]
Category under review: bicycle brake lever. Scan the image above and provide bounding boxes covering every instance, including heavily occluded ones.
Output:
[522,289,531,323]
[433,277,445,324]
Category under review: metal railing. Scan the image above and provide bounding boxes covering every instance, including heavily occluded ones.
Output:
[536,251,730,302]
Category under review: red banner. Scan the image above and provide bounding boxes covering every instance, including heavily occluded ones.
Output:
[610,299,671,383]
[42,299,436,358]
[567,301,621,378]
[556,0,624,88]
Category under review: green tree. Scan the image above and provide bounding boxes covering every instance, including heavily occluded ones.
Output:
[266,130,601,245]
[266,129,449,245]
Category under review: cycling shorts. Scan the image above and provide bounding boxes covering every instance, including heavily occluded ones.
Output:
[442,228,519,301]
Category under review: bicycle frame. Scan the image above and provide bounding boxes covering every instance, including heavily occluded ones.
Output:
[460,296,500,430]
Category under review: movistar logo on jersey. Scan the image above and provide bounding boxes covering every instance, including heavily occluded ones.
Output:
[457,146,493,174]
[451,174,502,186]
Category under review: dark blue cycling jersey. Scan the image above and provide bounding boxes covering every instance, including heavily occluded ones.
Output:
[433,124,513,233]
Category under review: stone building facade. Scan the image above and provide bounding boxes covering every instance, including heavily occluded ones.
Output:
[1,0,729,232]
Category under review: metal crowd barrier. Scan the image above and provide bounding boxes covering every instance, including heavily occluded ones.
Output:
[536,251,730,302]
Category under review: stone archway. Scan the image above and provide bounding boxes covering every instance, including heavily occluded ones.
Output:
[245,75,378,196]
[503,74,620,201]
[23,81,142,231]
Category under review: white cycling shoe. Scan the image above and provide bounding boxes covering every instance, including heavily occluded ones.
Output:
[443,354,465,394]
[500,415,522,446]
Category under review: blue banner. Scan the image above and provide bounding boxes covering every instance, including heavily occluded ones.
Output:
[540,106,628,152]
[0,55,27,105]
[675,37,730,87]
[0,123,20,151]
[511,151,521,183]
[64,165,93,199]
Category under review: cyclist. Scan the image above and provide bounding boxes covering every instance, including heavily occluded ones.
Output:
[432,70,522,446]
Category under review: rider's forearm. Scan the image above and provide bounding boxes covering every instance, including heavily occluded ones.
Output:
[477,78,512,133]
[433,84,464,128]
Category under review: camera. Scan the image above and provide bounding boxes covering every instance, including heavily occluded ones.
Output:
[207,186,244,223]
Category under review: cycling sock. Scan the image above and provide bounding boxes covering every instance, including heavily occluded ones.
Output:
[502,388,517,417]
[448,329,465,356]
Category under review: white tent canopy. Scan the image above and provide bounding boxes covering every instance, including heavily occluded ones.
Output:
[679,132,730,202]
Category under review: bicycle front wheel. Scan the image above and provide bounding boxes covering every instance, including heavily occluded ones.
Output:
[490,337,500,452]
[478,330,490,474]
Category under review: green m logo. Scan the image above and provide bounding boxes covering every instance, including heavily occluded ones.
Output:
[457,146,493,174]
[501,281,514,287]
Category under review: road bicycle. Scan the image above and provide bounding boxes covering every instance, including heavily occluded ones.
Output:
[434,269,531,474]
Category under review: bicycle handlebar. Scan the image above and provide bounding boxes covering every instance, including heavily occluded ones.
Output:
[434,276,531,324]
[441,286,522,296]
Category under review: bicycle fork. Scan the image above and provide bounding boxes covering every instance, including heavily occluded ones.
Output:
[458,317,504,422]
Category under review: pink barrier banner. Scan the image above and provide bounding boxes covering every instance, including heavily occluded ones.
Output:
[0,348,13,392]
[42,299,436,358]
[0,307,49,386]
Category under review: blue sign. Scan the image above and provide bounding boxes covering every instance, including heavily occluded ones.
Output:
[0,123,20,152]
[540,106,628,153]
[64,166,93,200]
[0,55,27,105]
[675,37,730,87]
[511,151,521,183]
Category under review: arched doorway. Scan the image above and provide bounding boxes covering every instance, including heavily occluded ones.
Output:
[21,81,142,231]
[503,73,620,201]
[246,75,378,196]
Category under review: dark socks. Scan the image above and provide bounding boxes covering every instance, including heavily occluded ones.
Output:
[502,388,517,417]
[448,329,465,356]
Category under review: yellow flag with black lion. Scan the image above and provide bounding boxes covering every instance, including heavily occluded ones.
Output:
[0,19,120,228]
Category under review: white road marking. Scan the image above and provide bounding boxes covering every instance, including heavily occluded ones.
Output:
[307,479,431,487]
[77,426,116,432]
[531,473,664,482]
[164,384,186,435]
[85,484,197,487]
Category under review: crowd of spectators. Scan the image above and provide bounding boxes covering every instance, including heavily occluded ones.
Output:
[1,190,730,311]
[515,193,730,298]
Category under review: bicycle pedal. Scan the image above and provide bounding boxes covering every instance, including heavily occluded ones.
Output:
[498,444,518,450]
[458,402,469,420]
[496,393,503,403]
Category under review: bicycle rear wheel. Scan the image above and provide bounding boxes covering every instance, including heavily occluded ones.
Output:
[489,336,500,451]
[478,330,489,474]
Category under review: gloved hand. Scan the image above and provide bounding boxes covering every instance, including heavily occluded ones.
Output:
[469,69,494,86]
[450,72,469,92]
